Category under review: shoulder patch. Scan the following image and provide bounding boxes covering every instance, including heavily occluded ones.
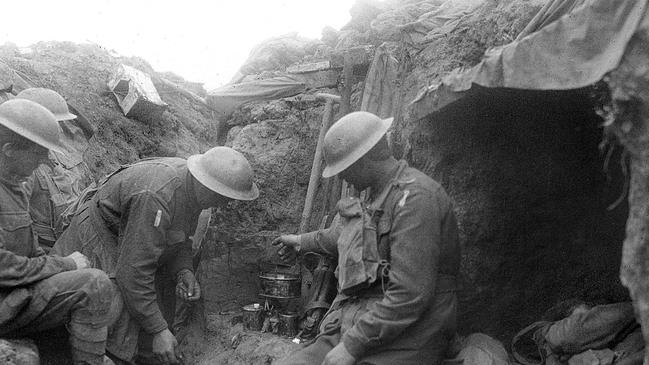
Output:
[398,190,410,208]
[153,209,162,227]
[398,178,416,185]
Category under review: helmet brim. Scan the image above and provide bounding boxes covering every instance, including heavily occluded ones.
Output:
[322,116,393,178]
[187,154,260,201]
[0,114,65,154]
[53,111,77,121]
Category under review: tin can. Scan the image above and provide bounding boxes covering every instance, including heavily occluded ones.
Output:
[278,312,298,337]
[242,303,264,331]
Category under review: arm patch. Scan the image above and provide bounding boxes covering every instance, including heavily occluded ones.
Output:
[398,190,410,208]
[153,209,162,227]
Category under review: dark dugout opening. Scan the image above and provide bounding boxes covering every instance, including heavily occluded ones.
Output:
[406,86,630,342]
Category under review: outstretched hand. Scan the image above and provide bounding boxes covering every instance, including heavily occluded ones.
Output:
[271,234,301,263]
[176,269,201,302]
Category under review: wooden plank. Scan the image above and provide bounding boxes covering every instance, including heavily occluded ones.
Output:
[300,98,336,233]
[330,45,375,68]
[291,69,340,89]
[287,61,333,74]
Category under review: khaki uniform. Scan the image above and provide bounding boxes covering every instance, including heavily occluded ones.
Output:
[54,157,200,361]
[27,119,94,248]
[279,161,460,365]
[0,176,113,365]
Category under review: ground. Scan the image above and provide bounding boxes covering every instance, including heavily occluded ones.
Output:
[178,311,300,365]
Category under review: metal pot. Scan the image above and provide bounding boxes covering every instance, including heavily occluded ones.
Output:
[242,303,264,331]
[278,312,298,337]
[259,272,301,299]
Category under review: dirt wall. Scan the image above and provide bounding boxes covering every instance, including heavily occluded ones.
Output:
[197,97,332,313]
[0,42,219,179]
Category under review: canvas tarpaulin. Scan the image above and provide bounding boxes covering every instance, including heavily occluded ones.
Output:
[410,0,649,120]
[515,0,588,40]
[360,43,399,118]
[205,76,306,115]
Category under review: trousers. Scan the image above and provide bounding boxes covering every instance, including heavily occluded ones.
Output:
[277,290,457,365]
[1,269,114,365]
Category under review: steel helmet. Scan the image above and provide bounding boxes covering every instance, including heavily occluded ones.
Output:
[322,111,393,178]
[16,88,76,121]
[187,146,259,201]
[0,99,64,153]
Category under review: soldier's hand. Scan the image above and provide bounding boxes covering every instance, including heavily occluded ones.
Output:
[176,269,201,302]
[271,235,301,263]
[152,328,179,364]
[322,342,356,365]
[66,251,90,270]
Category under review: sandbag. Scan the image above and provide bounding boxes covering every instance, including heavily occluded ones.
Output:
[544,303,638,355]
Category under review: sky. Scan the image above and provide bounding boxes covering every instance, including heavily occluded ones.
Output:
[0,0,356,89]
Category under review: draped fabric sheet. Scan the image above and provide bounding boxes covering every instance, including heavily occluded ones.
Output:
[205,76,306,115]
[410,0,649,120]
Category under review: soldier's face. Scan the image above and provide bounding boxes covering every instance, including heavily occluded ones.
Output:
[193,177,232,208]
[339,157,371,191]
[1,142,49,181]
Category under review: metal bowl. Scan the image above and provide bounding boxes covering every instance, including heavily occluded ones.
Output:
[259,272,301,299]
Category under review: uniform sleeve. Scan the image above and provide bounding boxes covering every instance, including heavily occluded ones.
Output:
[0,248,76,287]
[166,239,193,278]
[298,214,342,257]
[114,192,171,335]
[341,188,448,358]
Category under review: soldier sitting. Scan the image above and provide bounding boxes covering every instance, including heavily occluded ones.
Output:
[0,99,114,365]
[273,111,461,365]
[16,88,95,251]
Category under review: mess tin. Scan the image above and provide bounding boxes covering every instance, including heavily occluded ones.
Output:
[259,272,301,299]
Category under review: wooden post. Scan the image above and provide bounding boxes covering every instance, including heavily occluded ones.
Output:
[299,94,341,233]
[338,50,355,200]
